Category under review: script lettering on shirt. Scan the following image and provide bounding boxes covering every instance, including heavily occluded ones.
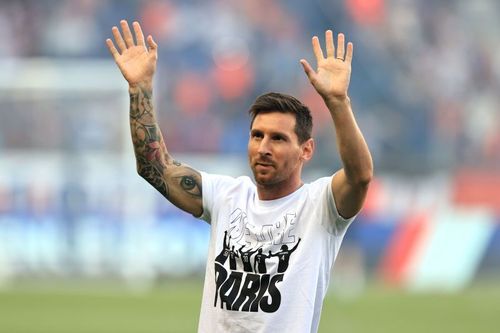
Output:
[227,209,297,247]
[214,262,283,313]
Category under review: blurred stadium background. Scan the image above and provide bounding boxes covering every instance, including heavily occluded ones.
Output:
[0,0,499,332]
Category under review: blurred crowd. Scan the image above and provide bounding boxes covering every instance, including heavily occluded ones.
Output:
[1,0,499,173]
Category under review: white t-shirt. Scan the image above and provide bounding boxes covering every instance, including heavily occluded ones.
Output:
[197,172,354,333]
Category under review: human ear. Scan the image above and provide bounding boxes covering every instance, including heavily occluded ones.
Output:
[300,138,314,162]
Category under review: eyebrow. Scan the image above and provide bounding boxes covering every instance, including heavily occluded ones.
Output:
[250,128,291,140]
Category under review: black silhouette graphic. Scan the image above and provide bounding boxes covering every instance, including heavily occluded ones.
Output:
[254,248,272,274]
[269,238,302,273]
[214,263,284,313]
[228,245,239,270]
[215,231,231,265]
[238,245,261,272]
[213,228,301,313]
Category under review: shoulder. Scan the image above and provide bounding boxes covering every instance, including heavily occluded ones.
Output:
[304,174,354,234]
[199,173,255,222]
[201,172,254,189]
[201,172,255,199]
[303,176,333,200]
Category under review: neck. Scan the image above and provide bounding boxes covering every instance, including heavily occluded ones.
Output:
[256,178,303,201]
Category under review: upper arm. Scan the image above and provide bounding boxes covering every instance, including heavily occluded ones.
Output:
[164,161,203,217]
[331,168,370,219]
[140,159,203,217]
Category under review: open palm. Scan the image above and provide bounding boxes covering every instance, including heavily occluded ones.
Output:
[300,30,353,101]
[106,20,158,86]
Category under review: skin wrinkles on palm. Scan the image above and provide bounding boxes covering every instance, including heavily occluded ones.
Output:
[300,30,353,101]
[107,20,157,86]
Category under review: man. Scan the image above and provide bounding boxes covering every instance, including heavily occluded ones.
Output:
[106,20,372,333]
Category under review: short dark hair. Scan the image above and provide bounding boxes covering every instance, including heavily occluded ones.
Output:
[248,92,313,143]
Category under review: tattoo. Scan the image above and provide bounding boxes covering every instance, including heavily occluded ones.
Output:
[137,159,169,197]
[129,87,202,213]
[130,89,154,121]
[173,166,202,198]
[181,176,196,190]
[130,87,169,197]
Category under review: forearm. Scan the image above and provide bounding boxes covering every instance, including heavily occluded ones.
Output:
[326,96,373,185]
[129,82,172,197]
[128,83,203,215]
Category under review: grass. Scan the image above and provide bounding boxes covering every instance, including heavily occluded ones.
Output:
[0,280,498,333]
[320,282,500,333]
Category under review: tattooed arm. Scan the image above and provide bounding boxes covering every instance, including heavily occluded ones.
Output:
[129,84,203,215]
[106,20,203,216]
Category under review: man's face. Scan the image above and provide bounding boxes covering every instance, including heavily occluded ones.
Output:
[248,112,310,187]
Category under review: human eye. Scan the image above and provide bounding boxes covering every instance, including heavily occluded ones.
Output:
[272,134,286,141]
[251,131,263,139]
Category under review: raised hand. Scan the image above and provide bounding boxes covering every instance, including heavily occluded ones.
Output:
[106,20,158,87]
[300,30,353,103]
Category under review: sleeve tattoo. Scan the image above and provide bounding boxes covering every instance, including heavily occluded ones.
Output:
[129,86,202,211]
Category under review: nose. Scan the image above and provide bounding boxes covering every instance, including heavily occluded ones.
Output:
[257,137,271,156]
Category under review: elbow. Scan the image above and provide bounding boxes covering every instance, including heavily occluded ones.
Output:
[136,163,147,179]
[348,168,373,188]
[137,170,148,183]
[344,154,374,188]
[137,168,151,182]
[357,159,374,187]
[360,172,373,187]
[361,163,374,186]
[356,172,373,188]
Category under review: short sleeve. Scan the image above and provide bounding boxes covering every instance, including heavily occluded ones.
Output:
[198,172,238,224]
[326,177,356,235]
[311,175,356,236]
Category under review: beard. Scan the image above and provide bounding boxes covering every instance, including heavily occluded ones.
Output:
[251,163,287,186]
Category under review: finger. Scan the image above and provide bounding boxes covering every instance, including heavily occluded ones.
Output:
[112,26,126,52]
[345,42,354,64]
[120,20,135,48]
[300,59,317,82]
[312,36,324,64]
[105,38,119,60]
[325,30,334,57]
[147,35,158,59]
[336,33,345,60]
[132,21,145,47]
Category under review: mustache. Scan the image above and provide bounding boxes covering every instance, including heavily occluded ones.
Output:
[253,157,275,166]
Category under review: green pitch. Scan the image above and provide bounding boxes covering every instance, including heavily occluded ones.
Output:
[0,280,498,333]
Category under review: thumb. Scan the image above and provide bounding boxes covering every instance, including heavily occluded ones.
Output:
[300,59,316,83]
[147,35,158,58]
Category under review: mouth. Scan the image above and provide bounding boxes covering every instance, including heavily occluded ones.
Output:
[255,162,274,170]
